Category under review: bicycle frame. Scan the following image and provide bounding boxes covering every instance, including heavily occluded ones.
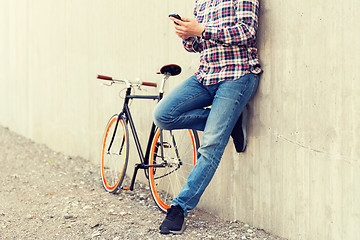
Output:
[109,76,169,190]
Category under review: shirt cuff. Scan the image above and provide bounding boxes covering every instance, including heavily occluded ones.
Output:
[202,26,217,40]
[183,37,195,47]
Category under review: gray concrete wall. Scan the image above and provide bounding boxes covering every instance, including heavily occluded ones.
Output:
[1,0,359,239]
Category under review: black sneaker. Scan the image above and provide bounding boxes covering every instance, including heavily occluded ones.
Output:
[231,106,248,153]
[159,205,186,234]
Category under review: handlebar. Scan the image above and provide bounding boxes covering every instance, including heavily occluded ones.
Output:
[97,74,112,80]
[141,81,157,87]
[97,74,157,88]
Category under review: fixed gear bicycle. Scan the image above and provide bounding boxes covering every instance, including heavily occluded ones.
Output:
[97,64,200,212]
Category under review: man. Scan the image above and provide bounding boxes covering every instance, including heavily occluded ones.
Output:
[153,0,262,234]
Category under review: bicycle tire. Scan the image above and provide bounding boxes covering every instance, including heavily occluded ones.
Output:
[148,128,199,212]
[101,114,129,193]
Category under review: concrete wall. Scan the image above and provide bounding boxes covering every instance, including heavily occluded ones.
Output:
[1,0,359,239]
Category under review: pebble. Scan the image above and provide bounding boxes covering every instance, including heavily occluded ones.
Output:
[119,212,130,216]
[109,209,117,215]
[91,231,101,238]
[64,215,77,220]
[25,214,34,219]
[90,222,100,229]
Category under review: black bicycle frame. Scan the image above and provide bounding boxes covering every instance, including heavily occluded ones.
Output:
[113,87,165,190]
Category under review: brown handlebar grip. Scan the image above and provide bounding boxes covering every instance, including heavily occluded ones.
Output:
[142,82,157,87]
[97,74,113,80]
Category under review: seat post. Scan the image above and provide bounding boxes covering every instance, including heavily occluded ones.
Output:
[159,74,170,94]
[157,64,181,94]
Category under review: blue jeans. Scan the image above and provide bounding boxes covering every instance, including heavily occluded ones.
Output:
[153,73,259,216]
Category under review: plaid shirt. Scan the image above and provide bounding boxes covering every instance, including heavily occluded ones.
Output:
[183,0,262,85]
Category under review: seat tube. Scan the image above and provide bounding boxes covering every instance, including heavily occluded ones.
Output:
[159,129,164,161]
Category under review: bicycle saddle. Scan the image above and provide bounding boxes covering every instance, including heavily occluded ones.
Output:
[158,64,181,76]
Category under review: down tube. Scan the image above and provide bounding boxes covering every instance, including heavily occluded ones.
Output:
[123,105,146,164]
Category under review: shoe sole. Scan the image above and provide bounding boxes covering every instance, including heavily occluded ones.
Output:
[160,222,186,235]
[240,106,248,152]
[232,106,248,152]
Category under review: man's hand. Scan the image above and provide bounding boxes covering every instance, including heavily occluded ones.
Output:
[169,17,205,40]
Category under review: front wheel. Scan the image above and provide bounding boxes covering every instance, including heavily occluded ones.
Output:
[101,114,129,193]
[148,129,199,212]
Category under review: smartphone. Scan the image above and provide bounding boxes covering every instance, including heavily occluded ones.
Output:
[169,14,182,25]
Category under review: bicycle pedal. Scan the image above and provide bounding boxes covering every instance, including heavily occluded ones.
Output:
[121,186,131,190]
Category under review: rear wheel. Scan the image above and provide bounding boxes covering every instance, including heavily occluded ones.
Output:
[101,114,129,193]
[148,129,199,212]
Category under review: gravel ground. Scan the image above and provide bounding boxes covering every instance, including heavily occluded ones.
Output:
[0,126,286,240]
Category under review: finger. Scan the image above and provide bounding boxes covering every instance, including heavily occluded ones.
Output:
[175,26,187,33]
[169,17,185,26]
[169,17,177,25]
[175,29,184,36]
[174,24,185,31]
[180,17,192,22]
